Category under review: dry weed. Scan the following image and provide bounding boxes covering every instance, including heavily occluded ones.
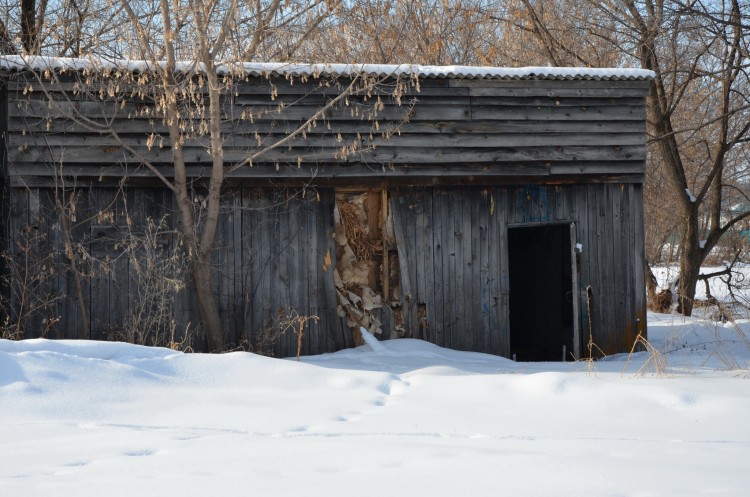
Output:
[622,331,668,377]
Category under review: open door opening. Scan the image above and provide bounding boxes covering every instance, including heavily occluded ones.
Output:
[509,224,578,361]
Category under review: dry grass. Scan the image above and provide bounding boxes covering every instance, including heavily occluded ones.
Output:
[622,331,668,377]
[113,215,194,350]
[245,307,319,359]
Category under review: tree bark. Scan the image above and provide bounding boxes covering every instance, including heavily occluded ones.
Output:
[159,0,225,352]
[191,257,224,352]
[0,18,14,54]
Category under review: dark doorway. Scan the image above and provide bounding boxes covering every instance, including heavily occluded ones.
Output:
[508,224,576,361]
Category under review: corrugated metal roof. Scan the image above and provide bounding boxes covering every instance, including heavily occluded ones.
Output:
[0,55,655,80]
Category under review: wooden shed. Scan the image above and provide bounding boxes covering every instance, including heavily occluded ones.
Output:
[0,57,652,360]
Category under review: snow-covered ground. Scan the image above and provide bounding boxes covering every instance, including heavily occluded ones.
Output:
[2,315,750,497]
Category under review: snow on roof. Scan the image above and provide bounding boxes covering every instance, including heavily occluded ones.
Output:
[0,55,654,81]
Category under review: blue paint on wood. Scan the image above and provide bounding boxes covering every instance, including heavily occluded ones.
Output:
[518,186,552,223]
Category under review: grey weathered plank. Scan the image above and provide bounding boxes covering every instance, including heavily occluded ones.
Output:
[243,189,259,349]
[443,189,457,349]
[471,105,646,121]
[487,187,504,356]
[302,192,322,353]
[469,190,482,350]
[591,185,607,352]
[413,191,426,340]
[430,190,444,348]
[288,196,304,355]
[454,189,468,350]
[246,189,267,350]
[402,193,418,337]
[211,195,227,343]
[622,183,638,349]
[469,96,646,107]
[88,189,112,341]
[611,184,626,350]
[12,116,647,136]
[550,162,646,176]
[574,185,589,351]
[7,144,647,168]
[467,87,651,98]
[478,189,490,351]
[231,192,244,345]
[360,132,646,148]
[318,189,346,351]
[422,190,436,344]
[452,78,651,90]
[600,185,615,351]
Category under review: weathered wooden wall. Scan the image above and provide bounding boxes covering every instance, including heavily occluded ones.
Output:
[4,182,645,357]
[4,74,647,187]
[5,186,346,355]
[1,70,649,357]
[391,184,646,357]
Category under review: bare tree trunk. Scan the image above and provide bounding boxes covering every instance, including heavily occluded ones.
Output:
[157,0,226,352]
[21,0,36,53]
[677,209,702,315]
[21,0,48,54]
[0,18,14,54]
[191,257,223,351]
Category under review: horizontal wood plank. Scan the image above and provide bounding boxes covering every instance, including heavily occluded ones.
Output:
[8,143,646,165]
[11,116,647,135]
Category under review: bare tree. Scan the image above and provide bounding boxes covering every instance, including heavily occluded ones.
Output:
[495,0,750,315]
[302,0,504,65]
[65,0,339,350]
[10,0,417,350]
[620,0,750,314]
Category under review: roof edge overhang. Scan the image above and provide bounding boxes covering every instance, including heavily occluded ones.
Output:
[0,55,655,81]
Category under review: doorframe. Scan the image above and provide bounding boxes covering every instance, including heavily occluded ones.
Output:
[506,220,581,360]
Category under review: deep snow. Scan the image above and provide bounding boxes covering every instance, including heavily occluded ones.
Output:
[1,313,749,497]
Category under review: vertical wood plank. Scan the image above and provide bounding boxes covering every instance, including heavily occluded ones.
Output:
[392,192,413,337]
[444,189,457,349]
[422,189,435,344]
[455,189,468,350]
[291,195,305,355]
[478,189,490,351]
[303,192,319,354]
[270,190,287,357]
[248,188,261,348]
[500,188,512,357]
[602,185,616,352]
[318,189,343,351]
[611,184,626,351]
[488,188,499,353]
[575,185,590,351]
[214,193,229,344]
[231,191,244,345]
[592,185,606,352]
[414,190,427,340]
[431,189,445,348]
[469,190,481,350]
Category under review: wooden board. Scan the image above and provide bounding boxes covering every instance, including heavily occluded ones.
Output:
[5,73,649,184]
